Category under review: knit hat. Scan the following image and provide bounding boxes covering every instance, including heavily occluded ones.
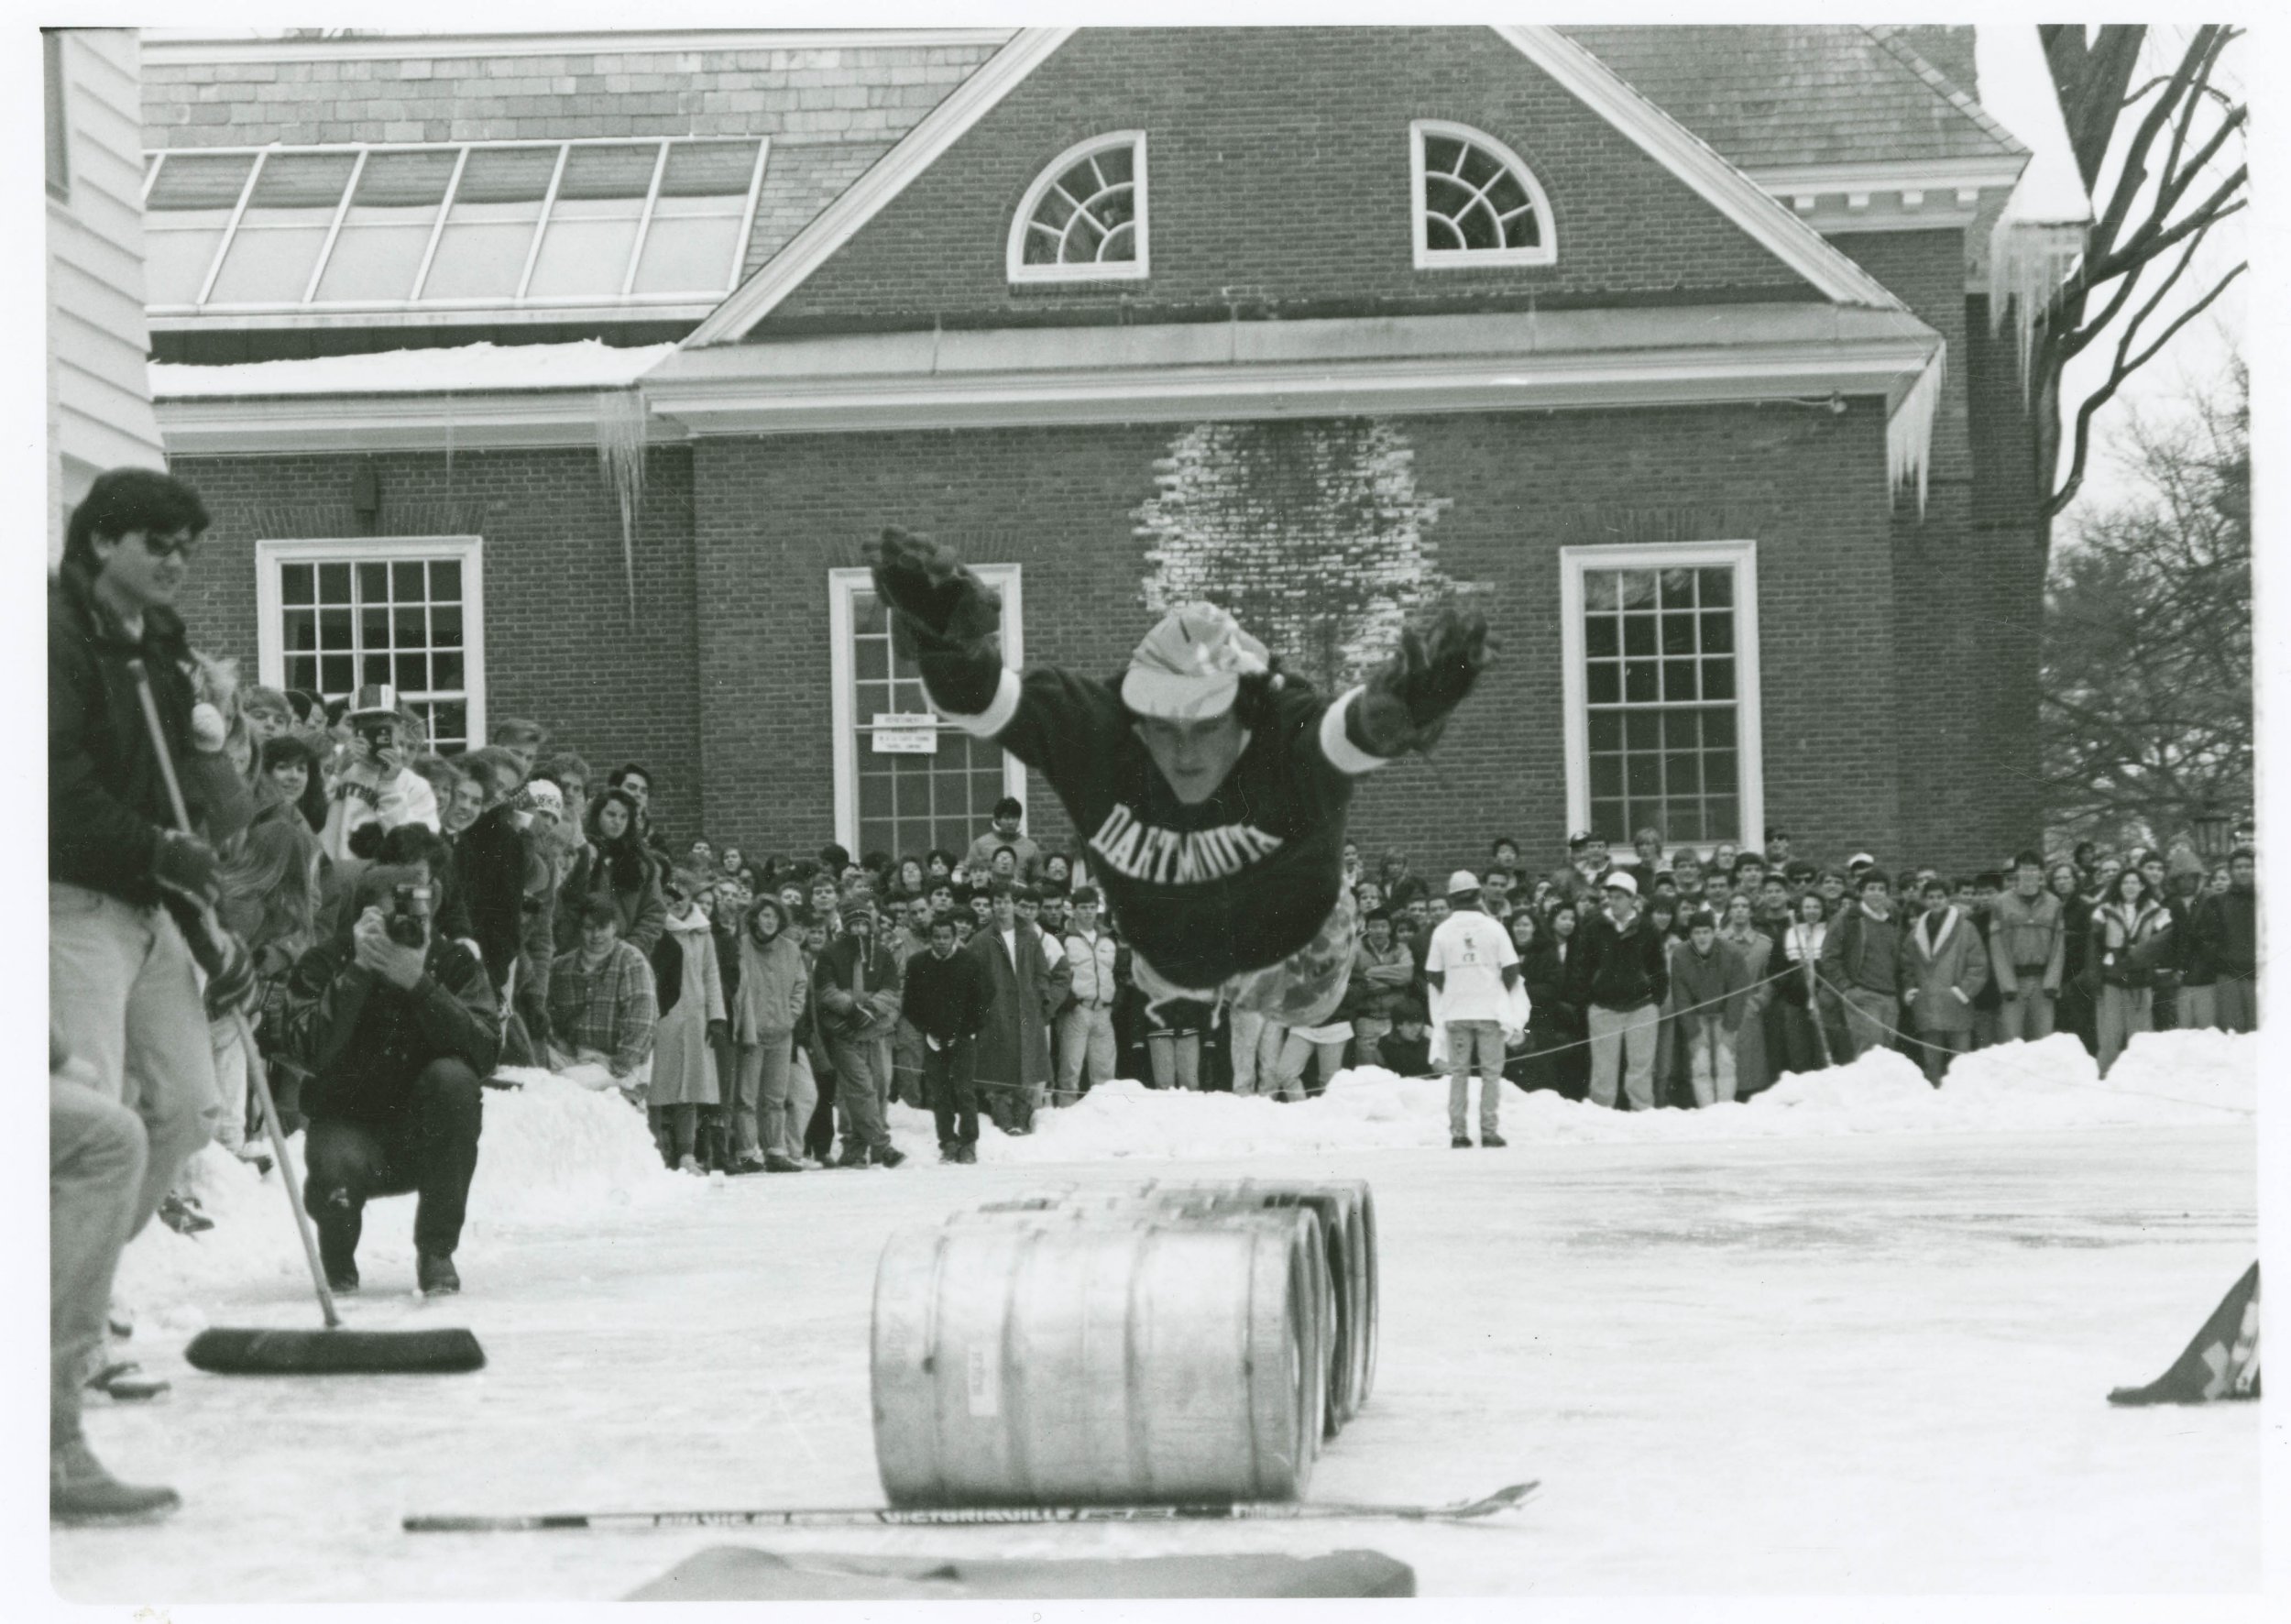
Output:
[1121,603,1269,720]
[841,898,874,927]
[524,779,565,818]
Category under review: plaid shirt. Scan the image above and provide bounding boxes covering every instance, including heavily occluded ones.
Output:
[547,939,657,1076]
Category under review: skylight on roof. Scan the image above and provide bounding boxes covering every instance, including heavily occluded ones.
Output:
[142,137,768,317]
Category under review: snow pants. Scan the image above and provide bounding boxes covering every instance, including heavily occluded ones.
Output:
[48,883,220,1242]
[50,1064,146,1443]
[1587,1001,1660,1110]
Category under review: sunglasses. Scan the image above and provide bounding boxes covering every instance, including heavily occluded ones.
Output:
[137,530,200,561]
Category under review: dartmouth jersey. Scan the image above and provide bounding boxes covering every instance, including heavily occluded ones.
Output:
[949,664,1388,991]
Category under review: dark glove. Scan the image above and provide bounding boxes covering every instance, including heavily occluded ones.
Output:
[152,830,221,907]
[871,527,1007,715]
[873,528,1003,644]
[707,1018,729,1048]
[203,928,259,1019]
[1354,606,1491,756]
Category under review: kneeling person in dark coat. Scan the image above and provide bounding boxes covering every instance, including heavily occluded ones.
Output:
[281,862,499,1296]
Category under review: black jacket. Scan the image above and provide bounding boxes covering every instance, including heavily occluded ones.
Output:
[284,925,500,1124]
[455,804,532,991]
[1522,938,1580,1031]
[902,946,992,1046]
[1564,909,1670,1013]
[49,565,222,905]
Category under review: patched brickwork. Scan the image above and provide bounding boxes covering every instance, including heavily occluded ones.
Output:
[757,26,1818,335]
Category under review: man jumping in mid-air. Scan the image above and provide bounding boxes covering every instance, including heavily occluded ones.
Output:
[871,528,1488,1030]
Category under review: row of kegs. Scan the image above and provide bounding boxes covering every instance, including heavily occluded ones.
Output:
[871,1180,1380,1509]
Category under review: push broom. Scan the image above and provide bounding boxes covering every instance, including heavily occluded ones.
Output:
[128,660,484,1377]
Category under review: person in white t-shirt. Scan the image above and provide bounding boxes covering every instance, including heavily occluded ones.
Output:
[1424,869,1522,1148]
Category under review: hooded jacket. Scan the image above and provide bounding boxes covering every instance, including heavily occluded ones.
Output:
[731,908,810,1039]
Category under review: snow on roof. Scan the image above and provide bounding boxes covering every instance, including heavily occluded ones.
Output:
[148,341,677,401]
[1976,23,2091,226]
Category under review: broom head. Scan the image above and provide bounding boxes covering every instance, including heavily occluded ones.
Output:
[186,1325,486,1375]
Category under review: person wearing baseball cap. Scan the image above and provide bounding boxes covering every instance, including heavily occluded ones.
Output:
[1424,870,1521,1147]
[1562,866,1668,1110]
[870,526,1489,1033]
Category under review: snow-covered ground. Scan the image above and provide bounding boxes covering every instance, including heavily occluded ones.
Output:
[58,1031,2259,1599]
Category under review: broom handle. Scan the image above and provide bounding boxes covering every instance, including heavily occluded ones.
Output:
[128,661,340,1330]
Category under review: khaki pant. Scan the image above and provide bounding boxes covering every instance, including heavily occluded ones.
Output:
[48,883,220,1240]
[1994,989,2056,1043]
[1839,988,1899,1059]
[1054,1003,1118,1103]
[1445,1019,1505,1136]
[1226,1009,1288,1097]
[1683,1015,1737,1105]
[1587,1002,1660,1110]
[51,1069,146,1442]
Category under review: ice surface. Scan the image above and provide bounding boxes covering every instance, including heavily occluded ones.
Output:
[62,1031,2258,1599]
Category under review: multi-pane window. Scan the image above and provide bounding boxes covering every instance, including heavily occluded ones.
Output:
[1409,121,1555,269]
[830,566,1025,862]
[1562,543,1761,851]
[259,539,485,754]
[1007,133,1148,282]
[142,137,767,313]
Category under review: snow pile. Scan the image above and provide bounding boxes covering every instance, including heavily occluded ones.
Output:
[965,1029,2256,1164]
[150,340,675,400]
[115,1069,698,1321]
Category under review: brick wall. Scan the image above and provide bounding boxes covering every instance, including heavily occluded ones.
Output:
[759,26,1817,335]
[168,444,710,836]
[691,401,1902,879]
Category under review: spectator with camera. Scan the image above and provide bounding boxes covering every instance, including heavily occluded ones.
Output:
[280,861,499,1296]
[320,683,440,866]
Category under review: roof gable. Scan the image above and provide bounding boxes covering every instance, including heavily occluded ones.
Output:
[1560,25,2025,172]
[689,25,1902,346]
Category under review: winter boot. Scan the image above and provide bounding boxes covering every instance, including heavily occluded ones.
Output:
[875,1146,907,1169]
[955,1141,979,1165]
[416,1251,461,1296]
[51,1435,181,1526]
[834,1144,873,1169]
[1452,1135,1473,1149]
[762,1151,806,1173]
[1482,1132,1508,1148]
[158,1191,213,1235]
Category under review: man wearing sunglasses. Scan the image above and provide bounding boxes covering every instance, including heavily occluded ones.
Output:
[49,467,243,1522]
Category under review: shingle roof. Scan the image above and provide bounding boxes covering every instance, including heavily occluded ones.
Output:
[1560,24,2025,170]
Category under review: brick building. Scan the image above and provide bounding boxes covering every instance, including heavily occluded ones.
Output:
[142,25,2044,874]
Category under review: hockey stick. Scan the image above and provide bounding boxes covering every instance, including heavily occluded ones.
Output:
[405,1480,1537,1533]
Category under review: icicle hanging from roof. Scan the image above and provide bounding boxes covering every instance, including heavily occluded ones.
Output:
[1975,23,2094,394]
[1989,216,2087,394]
[1888,340,1946,517]
[594,387,649,620]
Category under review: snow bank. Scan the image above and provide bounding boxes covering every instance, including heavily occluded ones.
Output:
[961,1029,2257,1164]
[115,1070,699,1322]
[149,340,675,400]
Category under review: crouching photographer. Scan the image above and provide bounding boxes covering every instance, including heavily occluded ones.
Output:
[280,862,498,1296]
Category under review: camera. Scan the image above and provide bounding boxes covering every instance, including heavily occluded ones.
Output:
[386,882,434,949]
[356,718,397,758]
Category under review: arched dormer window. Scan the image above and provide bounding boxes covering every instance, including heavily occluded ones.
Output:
[1007,131,1149,283]
[1410,120,1555,269]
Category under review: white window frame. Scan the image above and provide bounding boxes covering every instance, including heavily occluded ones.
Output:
[255,535,488,751]
[1409,119,1557,271]
[1006,131,1150,285]
[141,136,769,318]
[1558,540,1762,858]
[828,564,1025,857]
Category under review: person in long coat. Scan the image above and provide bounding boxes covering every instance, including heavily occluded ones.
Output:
[646,874,726,1169]
[1718,894,1776,1098]
[965,886,1066,1134]
[1899,877,1990,1085]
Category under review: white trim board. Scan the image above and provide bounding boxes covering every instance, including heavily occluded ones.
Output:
[254,534,488,749]
[159,390,691,456]
[1557,539,1762,856]
[689,24,1911,347]
[827,563,1025,858]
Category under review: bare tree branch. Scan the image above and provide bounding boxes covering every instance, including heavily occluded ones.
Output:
[2043,262,2247,521]
[2088,29,2212,261]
